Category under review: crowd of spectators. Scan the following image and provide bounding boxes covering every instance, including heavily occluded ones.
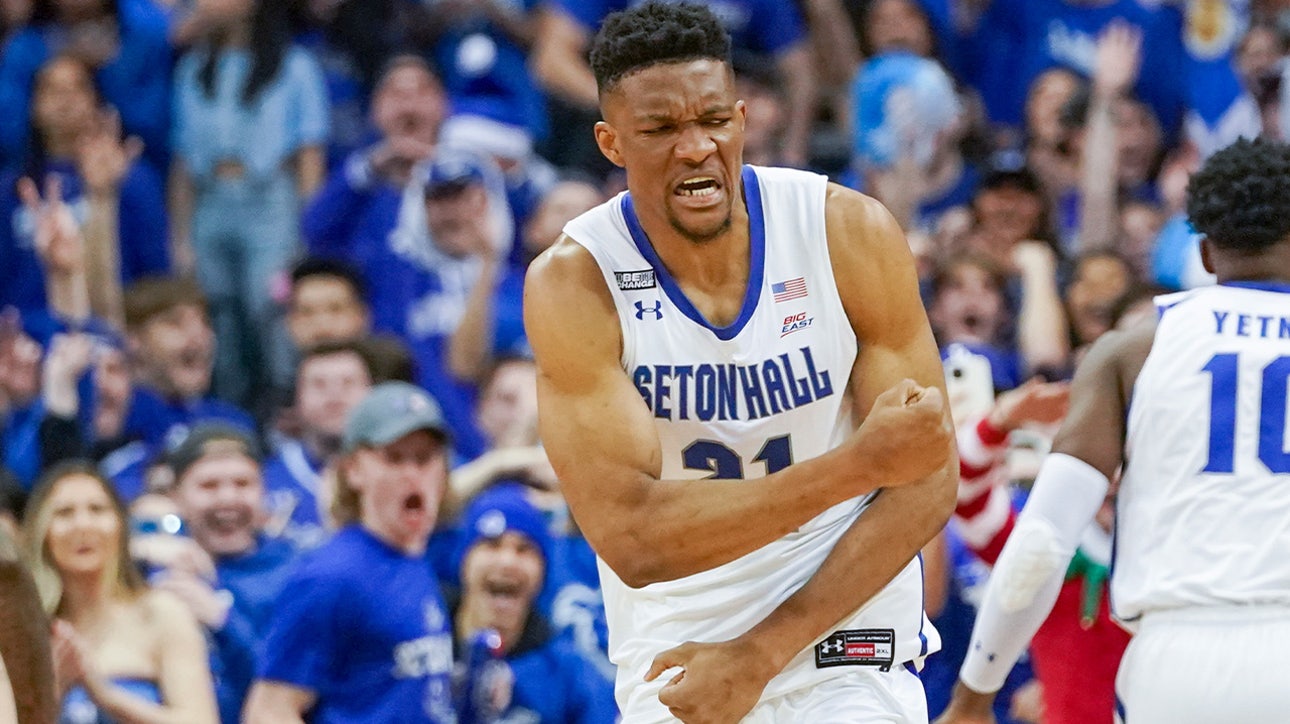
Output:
[0,0,1287,721]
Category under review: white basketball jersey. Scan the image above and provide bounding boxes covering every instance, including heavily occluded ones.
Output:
[563,166,936,719]
[1114,282,1290,626]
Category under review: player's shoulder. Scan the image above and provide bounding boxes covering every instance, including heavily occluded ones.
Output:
[524,234,612,309]
[524,234,622,364]
[822,183,905,255]
[1078,320,1157,390]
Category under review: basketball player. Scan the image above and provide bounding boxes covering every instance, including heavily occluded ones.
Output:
[937,136,1290,724]
[523,3,957,722]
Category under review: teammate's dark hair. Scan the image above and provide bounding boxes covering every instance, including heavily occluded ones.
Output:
[589,1,731,95]
[1187,137,1290,252]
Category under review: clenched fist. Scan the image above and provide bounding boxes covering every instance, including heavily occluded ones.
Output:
[849,379,953,487]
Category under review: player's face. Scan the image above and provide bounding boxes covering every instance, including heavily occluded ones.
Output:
[461,531,545,633]
[44,474,122,578]
[173,454,264,557]
[596,60,746,244]
[344,430,447,553]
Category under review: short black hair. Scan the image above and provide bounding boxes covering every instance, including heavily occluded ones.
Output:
[1187,137,1290,252]
[290,256,367,300]
[589,1,731,94]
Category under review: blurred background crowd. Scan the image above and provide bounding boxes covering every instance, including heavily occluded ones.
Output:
[0,0,1286,721]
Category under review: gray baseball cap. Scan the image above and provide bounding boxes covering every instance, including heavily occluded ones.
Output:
[342,382,450,453]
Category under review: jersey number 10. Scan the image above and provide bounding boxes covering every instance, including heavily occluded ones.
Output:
[1202,353,1290,474]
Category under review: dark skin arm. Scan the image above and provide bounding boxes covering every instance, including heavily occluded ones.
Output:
[936,322,1154,723]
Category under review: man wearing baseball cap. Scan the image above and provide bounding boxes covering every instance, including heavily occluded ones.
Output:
[245,382,457,723]
[149,423,298,724]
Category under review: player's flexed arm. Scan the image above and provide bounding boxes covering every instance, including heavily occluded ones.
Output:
[524,232,951,589]
[646,187,959,723]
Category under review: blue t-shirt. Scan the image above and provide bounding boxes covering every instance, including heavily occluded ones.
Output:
[121,386,254,449]
[543,532,615,683]
[0,159,169,316]
[107,387,254,501]
[259,526,456,723]
[210,536,298,724]
[555,0,804,57]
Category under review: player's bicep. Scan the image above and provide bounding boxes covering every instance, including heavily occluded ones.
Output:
[1050,326,1150,479]
[524,239,664,534]
[824,186,947,416]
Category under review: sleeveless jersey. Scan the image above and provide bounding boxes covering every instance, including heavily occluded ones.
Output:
[563,165,937,718]
[1114,282,1290,626]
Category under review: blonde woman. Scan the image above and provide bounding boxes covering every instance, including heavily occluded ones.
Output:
[23,462,217,724]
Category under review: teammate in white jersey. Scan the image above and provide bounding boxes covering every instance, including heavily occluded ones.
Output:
[937,137,1290,724]
[524,3,957,722]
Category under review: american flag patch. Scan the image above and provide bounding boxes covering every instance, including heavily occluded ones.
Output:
[772,277,808,303]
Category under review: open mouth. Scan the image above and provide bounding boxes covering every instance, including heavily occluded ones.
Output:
[207,509,250,535]
[484,579,523,599]
[403,493,425,512]
[675,176,720,198]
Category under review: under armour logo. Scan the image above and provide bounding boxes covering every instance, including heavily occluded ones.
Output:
[634,300,663,320]
[821,637,845,655]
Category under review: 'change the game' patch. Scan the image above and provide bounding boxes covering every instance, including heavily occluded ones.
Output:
[615,270,656,290]
[815,629,896,671]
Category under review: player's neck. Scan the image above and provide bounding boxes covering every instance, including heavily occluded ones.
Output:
[641,211,751,291]
[1212,243,1290,287]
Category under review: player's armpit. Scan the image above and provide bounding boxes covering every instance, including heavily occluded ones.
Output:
[524,237,935,587]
